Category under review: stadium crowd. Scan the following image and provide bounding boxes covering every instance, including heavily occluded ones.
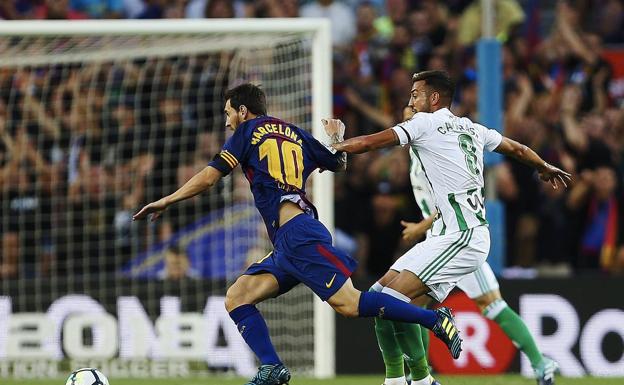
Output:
[0,0,623,280]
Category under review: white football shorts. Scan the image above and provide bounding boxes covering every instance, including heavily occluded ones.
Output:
[390,225,490,302]
[456,261,500,299]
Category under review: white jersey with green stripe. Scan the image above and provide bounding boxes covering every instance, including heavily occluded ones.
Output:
[394,108,502,235]
[409,147,435,219]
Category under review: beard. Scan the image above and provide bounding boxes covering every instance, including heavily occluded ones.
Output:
[413,100,432,114]
[423,99,432,113]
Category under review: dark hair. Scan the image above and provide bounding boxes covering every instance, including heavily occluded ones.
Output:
[412,70,455,105]
[224,83,267,116]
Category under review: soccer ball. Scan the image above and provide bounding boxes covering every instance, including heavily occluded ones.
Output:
[65,368,109,385]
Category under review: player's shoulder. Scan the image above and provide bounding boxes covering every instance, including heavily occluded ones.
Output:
[396,112,434,133]
[401,111,431,125]
[468,120,492,137]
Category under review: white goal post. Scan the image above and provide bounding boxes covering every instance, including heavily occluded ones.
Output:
[0,19,334,378]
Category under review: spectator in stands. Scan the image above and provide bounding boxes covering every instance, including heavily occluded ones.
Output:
[2,0,623,279]
[374,0,408,40]
[246,0,299,18]
[34,0,89,19]
[457,0,525,45]
[136,0,167,19]
[70,0,125,18]
[0,127,54,278]
[158,244,199,280]
[145,83,197,200]
[300,0,355,48]
[204,0,235,18]
[122,0,146,18]
[592,0,624,44]
[567,166,622,272]
[0,1,20,19]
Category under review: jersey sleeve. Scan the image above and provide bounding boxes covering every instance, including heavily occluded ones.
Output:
[477,123,503,152]
[208,123,251,175]
[391,113,429,145]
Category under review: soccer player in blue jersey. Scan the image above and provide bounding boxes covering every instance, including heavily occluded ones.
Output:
[134,83,462,385]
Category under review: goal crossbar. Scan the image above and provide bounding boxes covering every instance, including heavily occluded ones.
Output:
[0,19,328,36]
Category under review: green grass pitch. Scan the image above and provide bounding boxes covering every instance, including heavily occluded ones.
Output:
[4,375,623,385]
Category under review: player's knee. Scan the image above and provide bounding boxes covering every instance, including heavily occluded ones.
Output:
[474,297,491,313]
[474,290,502,314]
[224,282,246,312]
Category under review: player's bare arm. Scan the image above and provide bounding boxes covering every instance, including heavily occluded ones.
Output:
[323,118,399,154]
[494,136,572,189]
[401,212,436,243]
[133,166,223,221]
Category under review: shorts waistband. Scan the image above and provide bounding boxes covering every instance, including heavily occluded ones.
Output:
[275,212,314,239]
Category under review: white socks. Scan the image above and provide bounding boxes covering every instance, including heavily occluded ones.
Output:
[370,281,384,292]
[384,376,407,385]
[482,298,508,320]
[385,374,435,385]
[411,374,436,385]
[381,286,411,303]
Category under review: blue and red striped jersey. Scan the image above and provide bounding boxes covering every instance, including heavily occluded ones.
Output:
[209,116,342,242]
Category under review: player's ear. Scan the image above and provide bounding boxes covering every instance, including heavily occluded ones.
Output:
[430,91,440,106]
[238,104,248,118]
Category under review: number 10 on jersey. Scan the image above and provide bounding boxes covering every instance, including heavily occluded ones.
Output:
[259,138,304,189]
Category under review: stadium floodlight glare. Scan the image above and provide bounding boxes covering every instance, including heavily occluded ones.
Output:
[0,19,334,378]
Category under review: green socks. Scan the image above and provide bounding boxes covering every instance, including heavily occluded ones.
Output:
[490,301,544,368]
[371,286,405,379]
[375,289,544,382]
[394,322,429,381]
[374,313,405,378]
[370,286,430,381]
[420,323,430,356]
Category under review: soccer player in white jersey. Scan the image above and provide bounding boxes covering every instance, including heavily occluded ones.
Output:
[325,70,570,385]
[392,144,559,385]
[375,108,557,385]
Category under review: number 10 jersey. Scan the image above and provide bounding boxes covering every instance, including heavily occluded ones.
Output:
[392,108,502,236]
[209,115,343,243]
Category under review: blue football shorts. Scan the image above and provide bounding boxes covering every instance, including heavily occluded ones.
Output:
[244,213,357,301]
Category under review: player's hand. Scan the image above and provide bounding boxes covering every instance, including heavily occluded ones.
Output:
[401,220,429,243]
[321,118,345,143]
[538,162,572,189]
[133,198,169,222]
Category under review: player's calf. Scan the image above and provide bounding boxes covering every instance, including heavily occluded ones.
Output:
[225,274,286,371]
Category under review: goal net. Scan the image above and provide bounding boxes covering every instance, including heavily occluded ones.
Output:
[0,19,332,380]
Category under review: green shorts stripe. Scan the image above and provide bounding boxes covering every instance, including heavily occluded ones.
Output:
[422,229,473,282]
[480,267,495,293]
[475,267,488,293]
[418,231,468,280]
[421,229,473,282]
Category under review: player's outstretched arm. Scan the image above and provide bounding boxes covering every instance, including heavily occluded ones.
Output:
[494,136,572,189]
[323,118,398,154]
[133,166,223,221]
